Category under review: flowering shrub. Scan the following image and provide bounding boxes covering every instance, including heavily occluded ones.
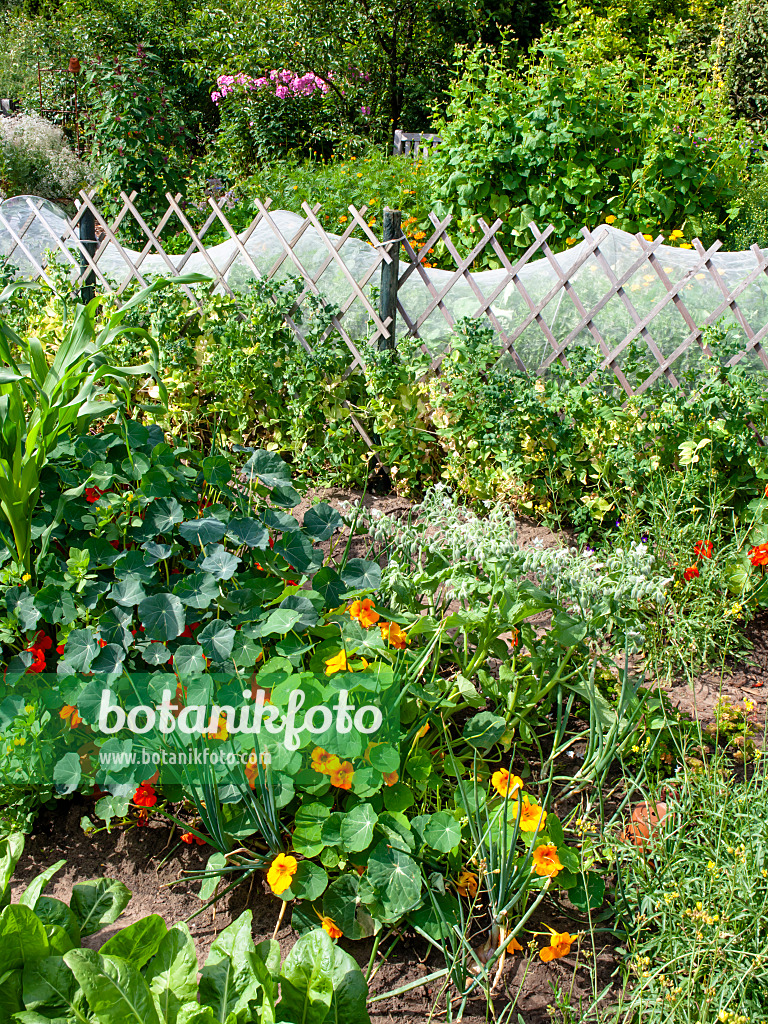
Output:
[211,66,365,170]
[0,114,92,201]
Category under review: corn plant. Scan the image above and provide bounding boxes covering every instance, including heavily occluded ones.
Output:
[0,275,205,574]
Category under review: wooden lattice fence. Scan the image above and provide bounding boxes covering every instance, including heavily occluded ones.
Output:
[2,189,768,406]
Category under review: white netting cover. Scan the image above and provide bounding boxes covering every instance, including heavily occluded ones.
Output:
[2,195,768,383]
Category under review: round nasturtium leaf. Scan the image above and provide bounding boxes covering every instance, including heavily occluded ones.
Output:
[138,593,186,641]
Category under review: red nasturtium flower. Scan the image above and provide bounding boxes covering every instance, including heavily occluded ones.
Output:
[181,831,207,846]
[693,540,713,560]
[133,781,158,807]
[60,705,82,728]
[748,542,768,567]
[85,487,104,504]
[683,566,699,582]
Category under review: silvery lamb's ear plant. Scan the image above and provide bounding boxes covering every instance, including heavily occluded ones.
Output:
[0,275,207,575]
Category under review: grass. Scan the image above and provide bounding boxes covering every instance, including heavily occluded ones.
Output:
[598,747,768,1024]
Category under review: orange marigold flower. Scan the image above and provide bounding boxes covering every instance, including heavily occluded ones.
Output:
[267,852,298,895]
[531,844,563,878]
[133,781,157,808]
[349,598,380,627]
[380,621,409,649]
[748,542,768,567]
[693,540,713,560]
[456,870,478,898]
[382,770,398,786]
[311,747,342,775]
[329,760,354,790]
[683,565,699,581]
[321,916,343,939]
[492,768,523,799]
[324,651,349,675]
[539,929,575,962]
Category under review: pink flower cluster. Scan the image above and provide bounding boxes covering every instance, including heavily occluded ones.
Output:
[211,70,329,105]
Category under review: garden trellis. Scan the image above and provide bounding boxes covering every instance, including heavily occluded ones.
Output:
[2,190,768,402]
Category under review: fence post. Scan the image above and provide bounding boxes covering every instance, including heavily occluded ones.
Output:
[79,206,97,304]
[378,207,401,351]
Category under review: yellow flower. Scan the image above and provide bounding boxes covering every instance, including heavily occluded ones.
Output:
[513,794,547,832]
[415,722,430,739]
[324,651,348,675]
[605,215,616,224]
[680,243,693,249]
[492,768,523,799]
[267,853,298,895]
[532,844,563,878]
[205,713,228,741]
[310,747,341,775]
[671,230,684,239]
[643,234,654,241]
[566,237,577,245]
[22,573,31,582]
[540,929,575,962]
[338,215,348,223]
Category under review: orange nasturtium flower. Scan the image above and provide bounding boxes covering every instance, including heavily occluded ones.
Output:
[492,768,523,799]
[749,542,768,567]
[329,760,355,790]
[245,751,269,789]
[532,844,563,878]
[380,621,409,649]
[683,565,699,582]
[267,853,298,895]
[321,916,343,939]
[311,747,341,775]
[415,722,430,740]
[324,651,349,675]
[60,705,82,727]
[539,928,575,962]
[509,935,524,952]
[349,598,380,627]
[693,540,713,560]
[382,771,399,787]
[513,794,548,832]
[205,713,229,740]
[456,870,478,898]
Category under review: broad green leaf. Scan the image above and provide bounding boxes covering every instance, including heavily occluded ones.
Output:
[110,575,148,607]
[199,912,262,1022]
[64,949,161,1024]
[0,833,25,900]
[303,503,343,541]
[52,753,81,796]
[145,923,198,1024]
[100,914,167,969]
[340,559,381,591]
[197,621,236,661]
[284,862,328,903]
[173,571,219,609]
[139,593,186,641]
[58,629,99,671]
[179,518,226,547]
[277,929,334,1024]
[0,904,49,973]
[225,517,268,550]
[462,711,506,751]
[32,898,81,946]
[366,842,422,921]
[569,871,605,911]
[146,497,184,534]
[340,804,377,854]
[327,943,371,1024]
[201,457,232,488]
[19,860,66,909]
[21,955,80,1018]
[274,533,320,574]
[200,545,241,581]
[423,812,461,854]
[0,968,23,1019]
[69,878,131,937]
